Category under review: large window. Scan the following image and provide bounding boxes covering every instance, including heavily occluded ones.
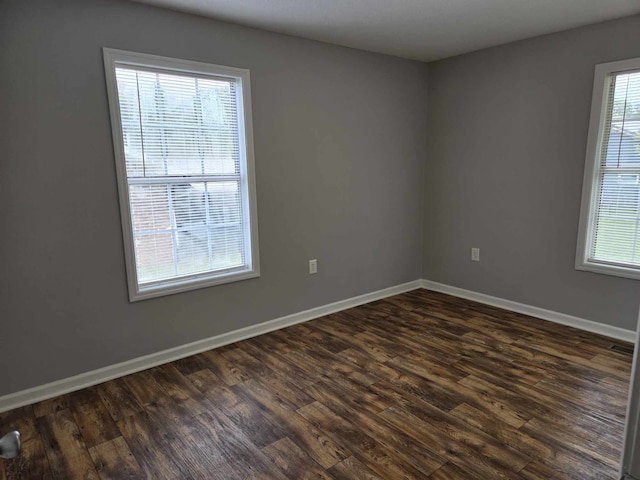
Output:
[576,57,640,280]
[104,49,259,301]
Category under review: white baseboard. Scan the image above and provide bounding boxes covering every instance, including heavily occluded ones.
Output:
[420,279,636,343]
[2,278,634,413]
[0,280,422,413]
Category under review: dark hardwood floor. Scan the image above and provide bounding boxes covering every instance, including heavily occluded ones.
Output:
[0,289,632,479]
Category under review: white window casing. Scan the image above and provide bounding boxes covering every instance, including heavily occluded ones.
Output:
[103,49,260,301]
[576,57,640,280]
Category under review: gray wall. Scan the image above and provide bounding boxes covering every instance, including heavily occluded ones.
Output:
[0,0,428,396]
[423,15,640,330]
[3,0,640,399]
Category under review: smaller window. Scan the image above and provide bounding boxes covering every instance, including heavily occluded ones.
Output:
[103,49,260,301]
[576,57,640,280]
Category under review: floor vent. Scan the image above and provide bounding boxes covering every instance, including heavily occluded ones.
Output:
[610,344,634,356]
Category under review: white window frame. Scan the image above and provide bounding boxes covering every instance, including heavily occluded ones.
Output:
[103,48,260,301]
[576,57,640,280]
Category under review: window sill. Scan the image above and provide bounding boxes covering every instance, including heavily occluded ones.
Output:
[576,261,640,281]
[130,268,260,302]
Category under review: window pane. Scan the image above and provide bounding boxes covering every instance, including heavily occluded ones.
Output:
[130,184,171,233]
[134,233,175,284]
[209,181,244,269]
[115,68,241,178]
[593,218,637,264]
[592,173,640,265]
[208,181,241,225]
[116,69,145,177]
[128,181,245,285]
[601,72,640,168]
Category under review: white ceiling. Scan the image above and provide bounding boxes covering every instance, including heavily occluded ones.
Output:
[131,0,640,62]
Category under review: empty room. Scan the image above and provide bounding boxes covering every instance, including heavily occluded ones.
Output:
[2,0,640,478]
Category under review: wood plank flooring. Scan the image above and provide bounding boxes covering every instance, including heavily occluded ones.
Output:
[0,289,632,479]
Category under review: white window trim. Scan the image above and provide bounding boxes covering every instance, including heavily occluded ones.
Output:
[576,57,640,280]
[103,48,260,301]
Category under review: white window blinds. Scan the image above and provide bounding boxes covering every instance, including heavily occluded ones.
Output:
[104,49,259,300]
[589,69,640,267]
[577,57,640,280]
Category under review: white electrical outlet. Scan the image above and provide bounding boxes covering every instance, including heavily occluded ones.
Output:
[471,248,480,262]
[309,259,318,274]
